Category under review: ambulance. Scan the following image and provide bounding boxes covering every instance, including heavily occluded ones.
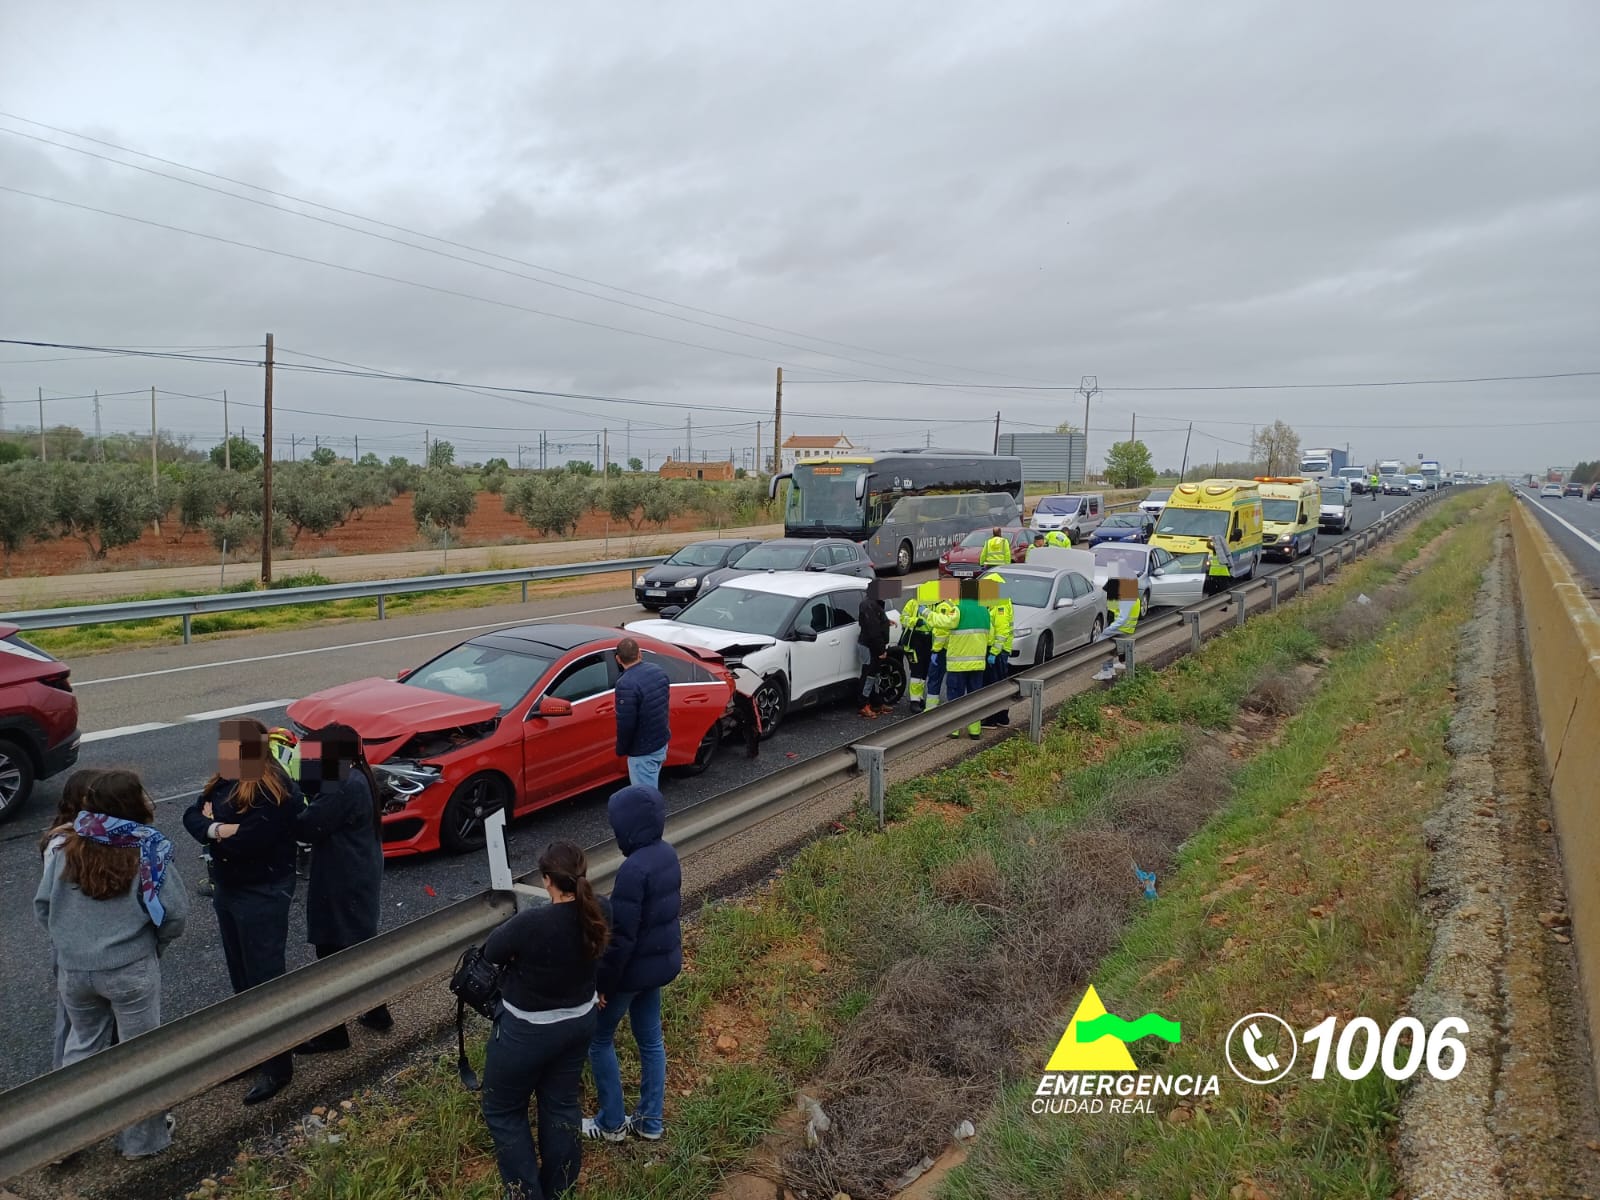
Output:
[1149,479,1263,586]
[1254,476,1321,561]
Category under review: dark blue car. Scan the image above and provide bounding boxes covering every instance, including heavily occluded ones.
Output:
[1088,511,1155,546]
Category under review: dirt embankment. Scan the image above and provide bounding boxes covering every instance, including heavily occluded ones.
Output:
[6,493,729,577]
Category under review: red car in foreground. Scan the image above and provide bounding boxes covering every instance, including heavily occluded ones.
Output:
[938,526,1032,578]
[0,623,80,822]
[287,624,739,857]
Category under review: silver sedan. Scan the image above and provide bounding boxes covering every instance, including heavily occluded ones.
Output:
[993,565,1107,665]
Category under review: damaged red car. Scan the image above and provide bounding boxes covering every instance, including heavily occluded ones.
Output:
[287,624,740,857]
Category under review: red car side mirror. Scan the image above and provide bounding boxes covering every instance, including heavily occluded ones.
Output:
[531,696,574,718]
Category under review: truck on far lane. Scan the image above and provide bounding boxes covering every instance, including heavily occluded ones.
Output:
[1297,447,1349,480]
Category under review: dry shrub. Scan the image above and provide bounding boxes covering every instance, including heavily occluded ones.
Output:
[1314,592,1394,649]
[1242,668,1305,718]
[930,849,1005,908]
[1113,738,1234,857]
[783,739,1238,1198]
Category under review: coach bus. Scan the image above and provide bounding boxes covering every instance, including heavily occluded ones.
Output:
[768,451,1024,573]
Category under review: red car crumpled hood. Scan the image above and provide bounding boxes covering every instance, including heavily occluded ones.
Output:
[288,678,501,749]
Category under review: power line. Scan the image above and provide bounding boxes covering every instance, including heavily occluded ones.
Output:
[0,112,1054,388]
[785,370,1600,392]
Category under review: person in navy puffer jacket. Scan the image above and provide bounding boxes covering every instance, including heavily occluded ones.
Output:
[613,637,672,790]
[583,784,682,1143]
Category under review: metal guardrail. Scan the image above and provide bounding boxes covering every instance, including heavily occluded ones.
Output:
[0,556,669,643]
[0,490,1444,1180]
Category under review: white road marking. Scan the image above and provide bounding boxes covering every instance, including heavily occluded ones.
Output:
[80,722,172,743]
[1532,499,1600,556]
[183,700,296,722]
[70,601,639,688]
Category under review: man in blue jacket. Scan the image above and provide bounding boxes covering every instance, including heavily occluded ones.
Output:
[585,784,682,1143]
[613,637,671,790]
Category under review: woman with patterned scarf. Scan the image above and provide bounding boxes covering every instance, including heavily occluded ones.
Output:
[34,768,188,1158]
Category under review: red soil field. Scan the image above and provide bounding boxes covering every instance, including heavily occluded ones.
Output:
[9,493,726,578]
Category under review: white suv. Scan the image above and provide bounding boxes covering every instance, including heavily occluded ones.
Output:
[626,572,901,734]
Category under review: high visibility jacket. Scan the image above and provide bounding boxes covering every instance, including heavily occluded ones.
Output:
[1369,475,1380,488]
[930,599,992,673]
[1208,538,1232,579]
[1044,530,1071,548]
[267,728,302,784]
[979,536,1013,566]
[1106,596,1141,638]
[982,597,1014,655]
[900,580,943,641]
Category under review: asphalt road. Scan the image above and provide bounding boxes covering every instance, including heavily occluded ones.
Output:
[1519,489,1600,601]
[0,494,1411,1090]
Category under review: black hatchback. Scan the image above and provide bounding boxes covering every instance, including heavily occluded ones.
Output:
[635,539,760,610]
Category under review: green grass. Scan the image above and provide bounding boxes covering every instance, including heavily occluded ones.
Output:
[941,488,1501,1198]
[212,486,1498,1200]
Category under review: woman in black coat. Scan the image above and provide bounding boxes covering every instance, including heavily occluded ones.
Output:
[292,723,391,1053]
[182,721,302,1104]
[856,587,894,717]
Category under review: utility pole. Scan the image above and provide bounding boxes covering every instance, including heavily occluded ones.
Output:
[353,434,359,461]
[625,419,631,467]
[261,332,275,585]
[222,389,230,470]
[540,431,546,470]
[1179,422,1193,482]
[424,429,430,467]
[992,410,1000,454]
[290,434,301,462]
[602,427,609,480]
[93,389,103,456]
[1077,376,1099,485]
[1131,412,1136,443]
[150,386,161,535]
[686,414,693,463]
[755,421,762,477]
[38,387,46,462]
[773,367,783,475]
[595,435,602,473]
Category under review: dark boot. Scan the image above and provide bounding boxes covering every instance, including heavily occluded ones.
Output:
[243,1068,291,1106]
[295,1025,351,1054]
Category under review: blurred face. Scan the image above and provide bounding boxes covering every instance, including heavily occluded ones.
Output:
[218,720,266,781]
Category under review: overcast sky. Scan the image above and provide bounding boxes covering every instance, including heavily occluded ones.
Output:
[2,0,1596,475]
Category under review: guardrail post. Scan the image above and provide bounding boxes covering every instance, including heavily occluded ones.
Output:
[182,614,192,645]
[1234,591,1247,627]
[854,744,887,830]
[1268,576,1280,611]
[1019,677,1046,744]
[1115,636,1136,677]
[631,568,639,588]
[1185,610,1201,653]
[521,580,529,603]
[1295,562,1308,595]
[377,593,386,620]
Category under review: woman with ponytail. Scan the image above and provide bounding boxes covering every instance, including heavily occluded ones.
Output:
[480,840,609,1200]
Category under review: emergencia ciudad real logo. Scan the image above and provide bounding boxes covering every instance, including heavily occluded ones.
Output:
[1034,984,1217,1115]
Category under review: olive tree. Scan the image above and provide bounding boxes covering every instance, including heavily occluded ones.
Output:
[50,462,163,559]
[504,470,592,537]
[411,469,477,537]
[0,461,52,573]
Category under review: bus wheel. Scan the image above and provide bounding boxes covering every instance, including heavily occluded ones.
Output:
[895,541,913,575]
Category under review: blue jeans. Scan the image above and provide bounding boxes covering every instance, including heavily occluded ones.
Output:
[627,746,668,790]
[925,651,946,706]
[587,987,666,1136]
[482,1008,595,1200]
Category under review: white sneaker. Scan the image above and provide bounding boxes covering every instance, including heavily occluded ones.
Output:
[1113,661,1127,674]
[583,1116,630,1142]
[1092,665,1116,682]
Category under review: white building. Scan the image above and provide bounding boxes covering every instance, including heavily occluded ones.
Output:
[781,433,856,471]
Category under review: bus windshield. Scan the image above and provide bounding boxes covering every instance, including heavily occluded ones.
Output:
[785,464,868,533]
[1154,508,1228,540]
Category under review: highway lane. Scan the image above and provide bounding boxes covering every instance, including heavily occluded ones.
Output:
[1519,489,1600,601]
[0,494,1410,1090]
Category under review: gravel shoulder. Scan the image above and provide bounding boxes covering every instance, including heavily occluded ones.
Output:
[1399,529,1600,1199]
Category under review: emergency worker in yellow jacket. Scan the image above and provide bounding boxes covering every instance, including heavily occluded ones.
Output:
[979,572,1014,727]
[978,527,1013,567]
[898,579,941,712]
[926,581,994,738]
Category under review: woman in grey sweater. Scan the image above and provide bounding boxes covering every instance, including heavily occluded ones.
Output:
[35,769,188,1158]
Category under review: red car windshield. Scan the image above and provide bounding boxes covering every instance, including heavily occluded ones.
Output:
[405,643,556,713]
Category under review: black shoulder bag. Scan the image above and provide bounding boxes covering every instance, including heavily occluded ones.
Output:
[448,944,504,1090]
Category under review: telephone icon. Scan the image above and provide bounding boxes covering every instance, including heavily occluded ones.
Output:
[1241,1023,1280,1073]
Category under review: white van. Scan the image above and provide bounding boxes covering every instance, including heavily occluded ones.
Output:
[1030,493,1105,542]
